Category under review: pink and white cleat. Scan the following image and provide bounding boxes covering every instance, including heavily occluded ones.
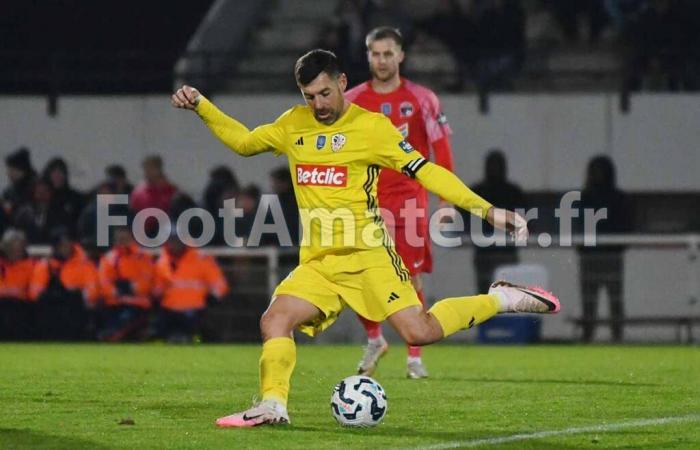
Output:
[215,399,290,428]
[489,280,561,314]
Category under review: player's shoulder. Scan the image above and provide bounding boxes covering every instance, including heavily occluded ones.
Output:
[351,104,392,128]
[402,79,440,106]
[275,104,310,125]
[345,81,371,101]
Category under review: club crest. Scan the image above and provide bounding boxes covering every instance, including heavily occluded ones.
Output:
[399,101,414,117]
[331,133,346,152]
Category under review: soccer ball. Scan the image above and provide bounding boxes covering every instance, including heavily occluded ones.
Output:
[330,375,387,427]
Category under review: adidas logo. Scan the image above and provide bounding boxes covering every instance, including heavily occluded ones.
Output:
[387,292,400,303]
[294,137,304,146]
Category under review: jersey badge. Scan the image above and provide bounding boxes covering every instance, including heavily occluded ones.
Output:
[316,135,327,150]
[397,123,409,138]
[437,112,448,125]
[398,140,414,153]
[381,102,392,116]
[400,101,414,117]
[331,133,346,152]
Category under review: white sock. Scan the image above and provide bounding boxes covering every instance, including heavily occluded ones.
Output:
[407,356,422,365]
[368,336,385,346]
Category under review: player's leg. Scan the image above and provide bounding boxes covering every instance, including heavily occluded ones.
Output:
[216,294,322,428]
[406,273,429,379]
[388,283,560,346]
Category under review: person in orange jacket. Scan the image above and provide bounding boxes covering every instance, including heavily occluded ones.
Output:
[98,226,155,341]
[0,229,35,339]
[154,234,228,342]
[30,229,99,340]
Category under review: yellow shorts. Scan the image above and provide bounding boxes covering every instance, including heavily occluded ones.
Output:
[273,247,421,337]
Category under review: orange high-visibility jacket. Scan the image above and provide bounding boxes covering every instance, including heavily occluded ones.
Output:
[154,247,228,311]
[98,244,155,309]
[29,245,100,305]
[0,257,35,301]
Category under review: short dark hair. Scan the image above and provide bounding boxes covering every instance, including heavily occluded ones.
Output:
[294,49,341,86]
[365,26,403,49]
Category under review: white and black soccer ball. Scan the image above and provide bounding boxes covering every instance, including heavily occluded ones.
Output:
[330,375,387,427]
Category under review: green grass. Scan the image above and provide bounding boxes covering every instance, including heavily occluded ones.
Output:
[0,343,698,449]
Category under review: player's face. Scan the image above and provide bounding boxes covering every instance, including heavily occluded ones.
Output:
[300,72,348,125]
[367,38,404,82]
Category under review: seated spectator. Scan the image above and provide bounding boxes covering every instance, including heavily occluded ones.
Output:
[130,155,178,235]
[97,226,155,341]
[105,164,133,195]
[42,158,85,223]
[0,229,35,340]
[153,234,228,343]
[3,147,37,222]
[29,229,99,340]
[14,179,72,244]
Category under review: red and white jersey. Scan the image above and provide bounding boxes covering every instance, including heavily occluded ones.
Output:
[345,78,453,224]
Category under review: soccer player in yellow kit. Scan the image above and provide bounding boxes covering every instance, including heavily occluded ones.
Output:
[171,49,560,427]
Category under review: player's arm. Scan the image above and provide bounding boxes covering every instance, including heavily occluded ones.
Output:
[171,85,285,157]
[373,117,527,240]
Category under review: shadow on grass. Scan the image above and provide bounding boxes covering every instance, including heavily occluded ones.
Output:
[427,377,660,387]
[0,428,110,450]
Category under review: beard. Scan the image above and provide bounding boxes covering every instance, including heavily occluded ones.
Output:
[370,66,397,82]
[314,108,339,125]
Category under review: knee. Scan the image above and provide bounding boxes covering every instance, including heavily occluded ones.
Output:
[259,310,293,340]
[398,328,430,347]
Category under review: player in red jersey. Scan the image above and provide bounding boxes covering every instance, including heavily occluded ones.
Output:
[345,27,455,379]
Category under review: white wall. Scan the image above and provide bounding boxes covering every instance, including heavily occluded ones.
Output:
[1,93,699,196]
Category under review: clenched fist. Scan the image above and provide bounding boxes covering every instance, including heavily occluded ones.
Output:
[171,85,201,110]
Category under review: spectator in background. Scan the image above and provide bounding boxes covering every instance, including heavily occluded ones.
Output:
[78,181,130,249]
[317,0,367,84]
[42,158,85,223]
[3,147,37,221]
[98,226,154,341]
[105,164,133,195]
[577,155,632,342]
[130,155,178,235]
[268,167,299,246]
[236,185,262,241]
[29,229,99,340]
[464,149,526,293]
[0,229,35,340]
[14,179,72,244]
[202,165,239,218]
[153,234,228,342]
[473,0,526,91]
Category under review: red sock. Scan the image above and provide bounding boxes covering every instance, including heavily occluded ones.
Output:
[358,314,382,339]
[407,289,425,358]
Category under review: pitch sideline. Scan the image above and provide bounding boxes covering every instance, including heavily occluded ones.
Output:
[397,414,700,450]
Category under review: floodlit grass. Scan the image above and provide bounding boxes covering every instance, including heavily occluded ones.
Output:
[0,343,698,449]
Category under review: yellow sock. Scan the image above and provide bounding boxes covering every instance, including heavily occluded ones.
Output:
[259,337,296,406]
[428,294,499,338]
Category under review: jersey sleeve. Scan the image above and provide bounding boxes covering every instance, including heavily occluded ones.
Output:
[421,89,452,144]
[371,115,429,178]
[415,163,493,219]
[196,96,288,157]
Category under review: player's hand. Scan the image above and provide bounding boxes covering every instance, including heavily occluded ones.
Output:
[171,85,201,110]
[486,207,529,244]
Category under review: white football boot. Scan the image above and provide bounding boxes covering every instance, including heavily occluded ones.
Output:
[357,336,389,376]
[488,280,561,314]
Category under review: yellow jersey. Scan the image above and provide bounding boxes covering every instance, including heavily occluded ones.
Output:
[196,97,492,268]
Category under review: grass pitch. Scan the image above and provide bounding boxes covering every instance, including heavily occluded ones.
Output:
[0,343,698,449]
